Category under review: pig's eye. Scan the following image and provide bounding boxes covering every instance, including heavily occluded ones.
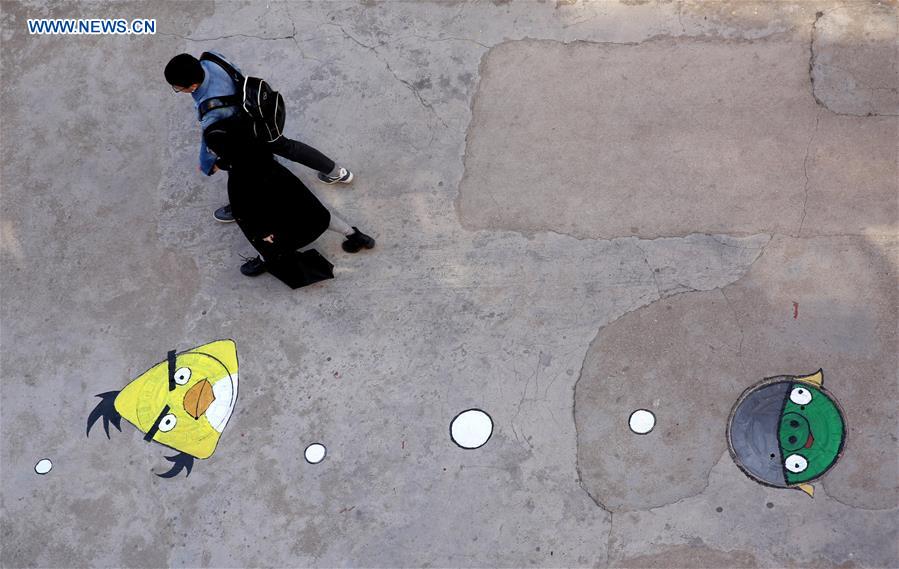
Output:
[789,387,812,405]
[785,454,808,473]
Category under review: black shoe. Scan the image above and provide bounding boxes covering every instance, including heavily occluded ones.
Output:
[317,168,354,185]
[240,255,267,276]
[214,204,235,223]
[342,227,375,253]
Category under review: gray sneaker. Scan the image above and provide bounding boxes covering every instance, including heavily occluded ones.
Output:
[214,204,235,223]
[317,168,354,185]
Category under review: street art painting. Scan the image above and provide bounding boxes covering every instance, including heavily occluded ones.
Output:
[86,340,239,478]
[727,369,845,497]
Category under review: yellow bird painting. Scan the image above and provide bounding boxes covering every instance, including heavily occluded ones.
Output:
[86,339,239,478]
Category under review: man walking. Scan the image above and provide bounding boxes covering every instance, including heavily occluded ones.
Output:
[164,52,354,222]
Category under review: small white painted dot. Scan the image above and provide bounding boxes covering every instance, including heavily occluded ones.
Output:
[34,459,52,475]
[450,409,493,449]
[304,443,326,464]
[629,409,656,435]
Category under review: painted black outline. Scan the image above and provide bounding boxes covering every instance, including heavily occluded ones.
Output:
[304,443,327,464]
[726,371,847,490]
[450,408,494,450]
[34,458,52,475]
[627,409,656,435]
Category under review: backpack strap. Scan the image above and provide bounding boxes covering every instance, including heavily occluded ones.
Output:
[198,95,241,119]
[199,51,244,83]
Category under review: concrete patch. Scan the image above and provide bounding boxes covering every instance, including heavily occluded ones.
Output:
[459,38,897,239]
[576,235,898,511]
[811,4,899,116]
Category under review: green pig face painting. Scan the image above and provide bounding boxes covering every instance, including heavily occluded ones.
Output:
[727,370,846,497]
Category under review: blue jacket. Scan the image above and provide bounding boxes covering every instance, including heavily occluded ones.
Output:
[191,52,242,175]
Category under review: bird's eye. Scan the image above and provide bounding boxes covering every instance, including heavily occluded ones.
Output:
[785,454,808,473]
[158,414,177,432]
[789,386,812,405]
[173,367,191,385]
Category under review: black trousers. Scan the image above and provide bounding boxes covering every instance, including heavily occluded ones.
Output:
[268,137,335,174]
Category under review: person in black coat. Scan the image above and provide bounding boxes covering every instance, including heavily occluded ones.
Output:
[204,117,375,277]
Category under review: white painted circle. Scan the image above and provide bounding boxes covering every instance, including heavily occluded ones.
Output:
[450,409,493,449]
[34,459,52,475]
[304,443,327,464]
[628,409,656,434]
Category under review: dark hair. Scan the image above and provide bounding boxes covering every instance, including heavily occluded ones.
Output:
[164,53,204,87]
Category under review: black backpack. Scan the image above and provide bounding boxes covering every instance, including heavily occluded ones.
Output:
[197,52,286,143]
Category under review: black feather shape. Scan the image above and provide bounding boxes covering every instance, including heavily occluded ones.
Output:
[156,453,194,479]
[86,391,122,438]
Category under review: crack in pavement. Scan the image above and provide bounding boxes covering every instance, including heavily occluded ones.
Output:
[410,33,490,49]
[158,29,297,42]
[635,242,663,300]
[808,10,826,110]
[710,235,770,249]
[510,355,541,450]
[796,109,822,238]
[606,511,615,566]
[325,22,449,132]
[285,15,325,64]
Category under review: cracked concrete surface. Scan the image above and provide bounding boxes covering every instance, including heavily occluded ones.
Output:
[1,0,897,567]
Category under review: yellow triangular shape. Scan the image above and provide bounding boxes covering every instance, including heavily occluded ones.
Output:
[797,483,815,498]
[795,369,823,387]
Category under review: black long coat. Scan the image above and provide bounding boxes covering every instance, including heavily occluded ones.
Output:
[227,154,331,258]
